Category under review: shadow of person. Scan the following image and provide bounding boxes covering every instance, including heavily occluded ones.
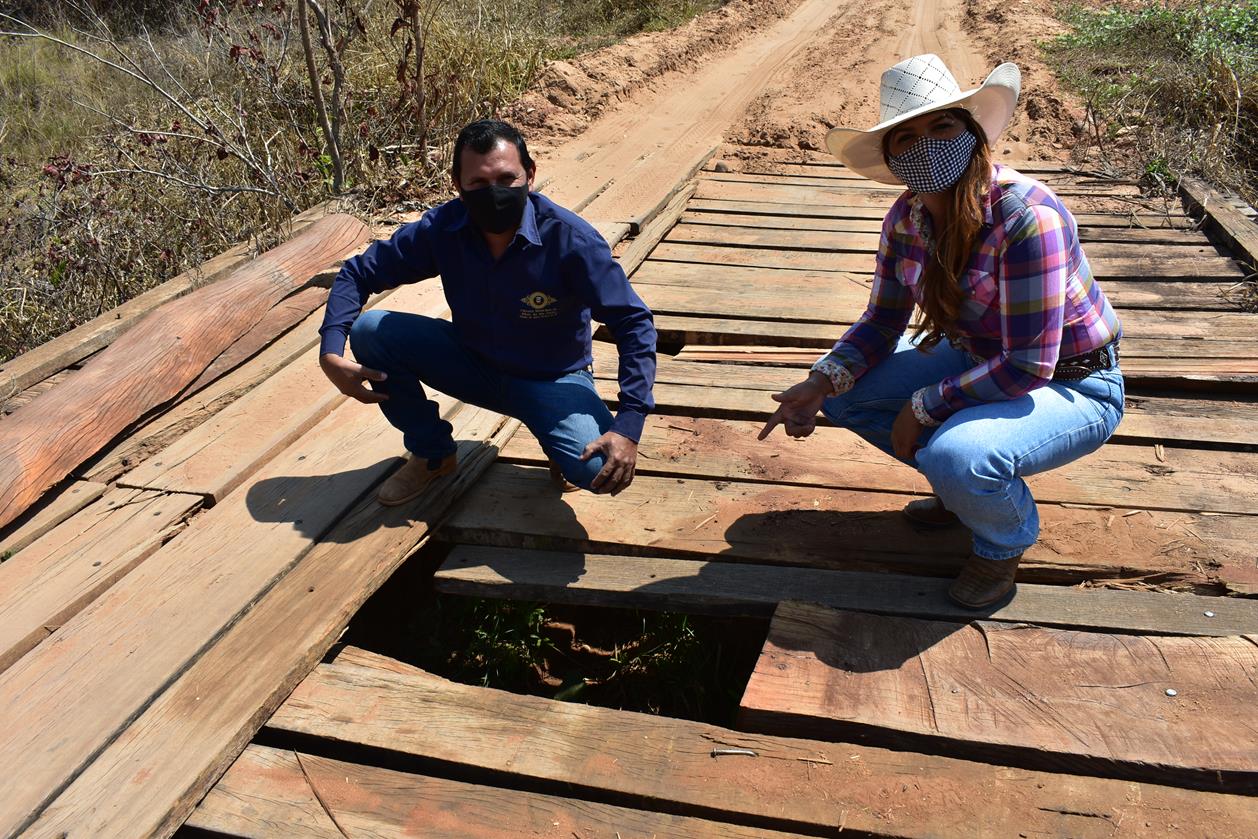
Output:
[434,459,593,588]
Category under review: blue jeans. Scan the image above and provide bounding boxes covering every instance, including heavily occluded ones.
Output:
[822,336,1125,560]
[349,310,612,490]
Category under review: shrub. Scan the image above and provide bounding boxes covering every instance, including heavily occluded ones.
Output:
[1045,0,1258,201]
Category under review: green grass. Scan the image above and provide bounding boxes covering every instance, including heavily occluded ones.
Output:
[1045,0,1258,201]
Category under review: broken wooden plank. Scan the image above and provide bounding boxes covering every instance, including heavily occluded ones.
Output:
[504,416,1258,516]
[22,409,518,839]
[260,652,1258,839]
[0,388,418,835]
[739,602,1258,791]
[0,487,202,674]
[436,546,1258,636]
[442,465,1254,590]
[0,480,108,559]
[0,214,372,531]
[188,744,797,839]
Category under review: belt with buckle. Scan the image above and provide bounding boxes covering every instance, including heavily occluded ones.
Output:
[1054,341,1120,381]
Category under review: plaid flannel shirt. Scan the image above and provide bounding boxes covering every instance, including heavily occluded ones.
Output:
[813,164,1122,427]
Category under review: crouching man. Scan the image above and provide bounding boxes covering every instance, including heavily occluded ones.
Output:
[318,119,657,505]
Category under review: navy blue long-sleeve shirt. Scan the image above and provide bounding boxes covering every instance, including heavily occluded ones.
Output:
[319,192,657,442]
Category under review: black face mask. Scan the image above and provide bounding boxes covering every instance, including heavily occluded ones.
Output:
[461,183,528,234]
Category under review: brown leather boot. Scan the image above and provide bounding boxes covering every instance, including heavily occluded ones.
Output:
[948,553,1021,609]
[902,496,962,529]
[548,459,580,493]
[377,453,457,506]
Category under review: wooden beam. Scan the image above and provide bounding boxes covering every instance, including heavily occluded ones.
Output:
[650,241,1243,280]
[739,601,1258,792]
[23,409,517,839]
[260,652,1258,838]
[503,416,1258,516]
[436,546,1258,636]
[441,465,1254,591]
[617,183,697,277]
[1180,177,1258,271]
[0,215,372,531]
[188,744,798,839]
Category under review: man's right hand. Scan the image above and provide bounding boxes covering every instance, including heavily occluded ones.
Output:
[758,371,831,440]
[320,353,389,404]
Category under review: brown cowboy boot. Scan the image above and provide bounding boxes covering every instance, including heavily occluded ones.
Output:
[902,495,962,528]
[548,458,580,493]
[948,553,1021,609]
[377,453,458,506]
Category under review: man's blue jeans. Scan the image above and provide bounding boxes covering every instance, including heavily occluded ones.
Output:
[822,336,1125,560]
[349,310,612,489]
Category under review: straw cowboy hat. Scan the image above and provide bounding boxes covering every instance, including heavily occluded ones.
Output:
[825,54,1021,185]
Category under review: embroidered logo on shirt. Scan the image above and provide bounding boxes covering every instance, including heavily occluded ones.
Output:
[520,291,559,319]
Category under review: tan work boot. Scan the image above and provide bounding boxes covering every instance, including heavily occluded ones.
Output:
[548,459,580,493]
[948,553,1021,609]
[902,495,962,529]
[377,453,457,506]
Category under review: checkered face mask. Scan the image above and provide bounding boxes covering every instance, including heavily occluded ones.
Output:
[886,130,978,194]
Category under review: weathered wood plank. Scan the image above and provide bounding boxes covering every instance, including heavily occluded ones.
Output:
[0,215,372,531]
[0,481,108,559]
[442,465,1254,590]
[617,183,697,277]
[634,261,1242,314]
[505,415,1258,516]
[0,201,334,397]
[436,546,1258,635]
[184,746,342,838]
[667,221,1223,263]
[680,208,1213,245]
[695,178,1192,221]
[699,169,1146,197]
[0,487,202,674]
[586,355,1258,450]
[182,285,330,395]
[1181,177,1258,271]
[261,654,1258,839]
[650,240,1244,280]
[76,305,334,485]
[189,744,797,839]
[739,602,1258,791]
[117,349,343,502]
[23,409,517,839]
[0,390,413,835]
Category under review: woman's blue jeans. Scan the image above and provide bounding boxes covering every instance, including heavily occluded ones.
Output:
[822,336,1125,560]
[349,310,612,490]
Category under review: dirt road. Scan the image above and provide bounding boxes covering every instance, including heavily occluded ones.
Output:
[526,0,1085,224]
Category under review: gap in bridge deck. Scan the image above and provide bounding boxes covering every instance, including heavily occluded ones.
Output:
[335,539,771,729]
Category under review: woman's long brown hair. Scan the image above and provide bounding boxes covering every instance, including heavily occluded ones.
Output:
[885,108,993,350]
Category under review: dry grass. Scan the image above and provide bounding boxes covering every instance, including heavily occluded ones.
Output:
[1046,0,1258,203]
[0,0,724,362]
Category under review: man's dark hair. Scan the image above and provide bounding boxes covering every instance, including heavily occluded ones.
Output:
[451,119,534,184]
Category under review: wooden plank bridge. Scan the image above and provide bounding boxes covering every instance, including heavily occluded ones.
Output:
[2,148,1257,837]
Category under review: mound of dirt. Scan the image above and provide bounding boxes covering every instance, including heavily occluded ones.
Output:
[505,0,804,150]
